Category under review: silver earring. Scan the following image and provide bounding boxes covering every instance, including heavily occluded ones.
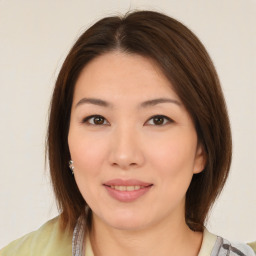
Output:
[69,160,74,175]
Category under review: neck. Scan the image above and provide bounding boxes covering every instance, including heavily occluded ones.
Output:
[89,214,203,256]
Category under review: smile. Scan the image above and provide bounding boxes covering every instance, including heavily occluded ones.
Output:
[103,179,153,202]
[109,185,146,191]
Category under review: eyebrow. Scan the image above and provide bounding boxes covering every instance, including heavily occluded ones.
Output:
[75,97,181,108]
[140,98,181,107]
[75,98,111,108]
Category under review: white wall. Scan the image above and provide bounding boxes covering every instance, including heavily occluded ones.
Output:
[0,0,255,247]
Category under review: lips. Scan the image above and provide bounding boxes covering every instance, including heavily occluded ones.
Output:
[104,179,152,187]
[103,179,153,202]
[108,185,147,191]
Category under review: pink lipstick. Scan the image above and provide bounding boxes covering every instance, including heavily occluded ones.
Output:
[103,179,153,202]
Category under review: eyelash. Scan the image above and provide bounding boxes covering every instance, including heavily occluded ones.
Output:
[81,115,173,126]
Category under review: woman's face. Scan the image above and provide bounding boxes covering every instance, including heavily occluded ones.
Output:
[68,52,205,231]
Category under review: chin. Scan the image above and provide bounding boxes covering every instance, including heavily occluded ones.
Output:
[101,211,152,231]
[109,220,148,231]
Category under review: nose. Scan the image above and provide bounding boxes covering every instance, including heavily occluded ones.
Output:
[108,126,145,170]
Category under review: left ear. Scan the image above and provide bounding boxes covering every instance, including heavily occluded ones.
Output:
[193,143,206,174]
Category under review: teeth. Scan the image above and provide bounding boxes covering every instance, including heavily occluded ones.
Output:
[110,185,145,191]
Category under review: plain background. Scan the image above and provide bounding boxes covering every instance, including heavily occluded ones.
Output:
[0,0,255,248]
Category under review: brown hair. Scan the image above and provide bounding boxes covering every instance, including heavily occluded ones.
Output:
[47,10,232,232]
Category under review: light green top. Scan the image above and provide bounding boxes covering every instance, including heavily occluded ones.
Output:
[0,216,254,256]
[0,217,72,256]
[248,242,256,254]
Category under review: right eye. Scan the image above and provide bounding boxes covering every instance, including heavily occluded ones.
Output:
[82,115,109,126]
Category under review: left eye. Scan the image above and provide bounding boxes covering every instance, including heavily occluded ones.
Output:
[82,115,109,125]
[146,115,173,126]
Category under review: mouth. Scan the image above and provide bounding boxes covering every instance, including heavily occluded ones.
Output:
[103,178,153,187]
[105,185,151,191]
[103,179,153,202]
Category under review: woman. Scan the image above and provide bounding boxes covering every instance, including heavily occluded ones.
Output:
[1,10,254,256]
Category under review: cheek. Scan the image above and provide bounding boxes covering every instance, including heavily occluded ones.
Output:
[68,131,108,175]
[146,131,198,179]
[149,137,196,169]
[68,131,109,205]
[148,135,197,205]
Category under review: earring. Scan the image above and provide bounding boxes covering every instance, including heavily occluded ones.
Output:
[69,160,74,175]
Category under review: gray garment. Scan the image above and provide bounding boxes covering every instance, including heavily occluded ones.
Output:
[72,215,86,256]
[211,237,255,256]
[72,215,254,256]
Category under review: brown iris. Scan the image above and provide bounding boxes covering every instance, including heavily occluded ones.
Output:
[153,116,164,125]
[94,116,105,125]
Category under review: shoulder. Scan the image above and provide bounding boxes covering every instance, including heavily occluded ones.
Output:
[199,228,255,256]
[212,237,255,256]
[247,241,256,254]
[0,216,72,256]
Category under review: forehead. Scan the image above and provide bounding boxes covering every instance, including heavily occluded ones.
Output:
[73,51,180,103]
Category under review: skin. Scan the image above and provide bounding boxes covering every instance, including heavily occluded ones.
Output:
[68,51,206,256]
